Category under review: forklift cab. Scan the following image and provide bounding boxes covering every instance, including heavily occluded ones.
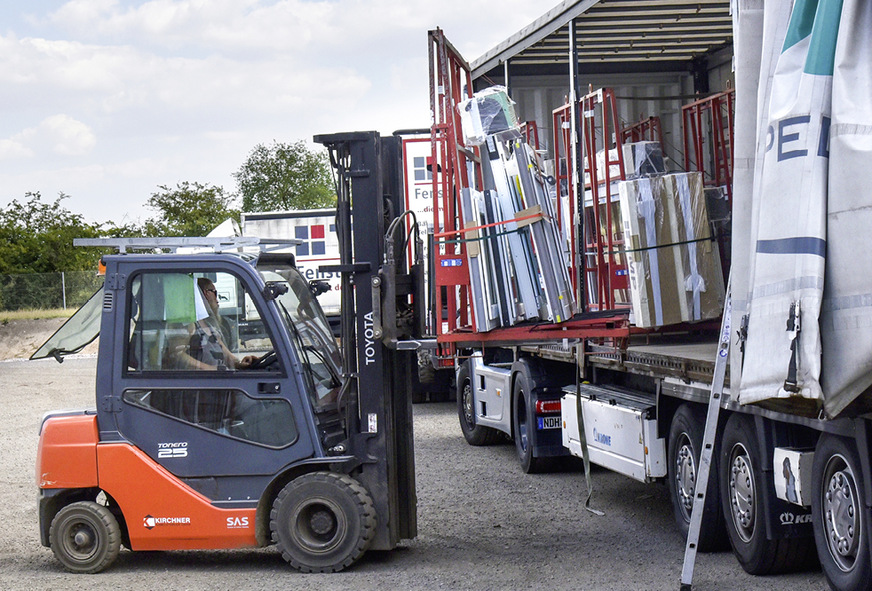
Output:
[34,243,404,574]
[36,251,341,451]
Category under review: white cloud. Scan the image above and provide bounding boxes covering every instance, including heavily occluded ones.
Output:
[40,114,98,155]
[1,115,96,159]
[0,139,32,159]
[47,0,330,52]
[0,31,370,116]
[44,0,543,58]
[1,0,550,223]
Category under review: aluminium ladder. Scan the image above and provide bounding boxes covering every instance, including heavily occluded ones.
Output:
[679,281,731,590]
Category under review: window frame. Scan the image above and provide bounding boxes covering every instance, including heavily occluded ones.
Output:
[122,387,299,449]
[123,268,286,378]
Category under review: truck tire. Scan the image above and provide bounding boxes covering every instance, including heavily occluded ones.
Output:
[666,404,727,551]
[457,361,501,446]
[271,472,376,573]
[49,501,121,574]
[812,434,871,591]
[512,371,554,474]
[417,349,436,384]
[720,414,814,574]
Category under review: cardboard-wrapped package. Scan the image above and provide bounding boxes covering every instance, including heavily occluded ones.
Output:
[618,172,725,328]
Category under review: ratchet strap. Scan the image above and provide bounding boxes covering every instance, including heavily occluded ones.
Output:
[576,359,604,516]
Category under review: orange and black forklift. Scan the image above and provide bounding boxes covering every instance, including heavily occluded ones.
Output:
[35,131,421,574]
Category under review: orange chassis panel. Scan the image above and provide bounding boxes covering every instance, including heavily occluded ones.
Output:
[37,413,99,489]
[39,415,259,551]
[97,443,258,551]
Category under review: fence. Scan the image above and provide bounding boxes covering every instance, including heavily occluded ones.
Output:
[0,271,104,312]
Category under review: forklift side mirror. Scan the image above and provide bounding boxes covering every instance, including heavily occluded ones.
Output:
[262,281,289,301]
[309,280,330,298]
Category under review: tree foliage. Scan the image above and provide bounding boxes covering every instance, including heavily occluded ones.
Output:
[235,140,335,211]
[0,192,102,274]
[143,181,239,237]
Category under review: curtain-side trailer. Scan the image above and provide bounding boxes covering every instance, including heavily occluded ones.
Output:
[429,2,872,589]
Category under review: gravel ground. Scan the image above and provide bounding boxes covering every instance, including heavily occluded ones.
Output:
[1,356,827,590]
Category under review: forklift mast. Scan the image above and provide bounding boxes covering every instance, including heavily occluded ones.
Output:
[314,131,418,549]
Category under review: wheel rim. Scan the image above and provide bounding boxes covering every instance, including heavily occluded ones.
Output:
[674,433,696,521]
[462,380,475,428]
[61,519,100,563]
[517,390,529,453]
[822,453,861,573]
[728,442,755,543]
[291,497,347,554]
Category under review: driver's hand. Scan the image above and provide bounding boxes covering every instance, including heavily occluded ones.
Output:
[237,355,258,369]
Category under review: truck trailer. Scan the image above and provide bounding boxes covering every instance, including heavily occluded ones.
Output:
[428,2,872,590]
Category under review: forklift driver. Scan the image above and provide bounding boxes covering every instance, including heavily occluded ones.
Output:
[171,278,257,371]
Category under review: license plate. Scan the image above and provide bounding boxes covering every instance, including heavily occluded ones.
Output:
[537,416,561,430]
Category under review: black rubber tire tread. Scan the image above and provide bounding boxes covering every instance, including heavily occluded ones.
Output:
[512,370,556,474]
[666,404,729,551]
[811,434,871,591]
[719,414,815,575]
[456,361,501,446]
[417,349,437,384]
[49,501,121,574]
[270,472,376,573]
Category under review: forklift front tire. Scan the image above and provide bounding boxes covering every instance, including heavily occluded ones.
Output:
[49,501,121,574]
[271,472,377,573]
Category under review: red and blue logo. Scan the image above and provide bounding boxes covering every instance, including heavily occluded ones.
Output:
[295,223,333,256]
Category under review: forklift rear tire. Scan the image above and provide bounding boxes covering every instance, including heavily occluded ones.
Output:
[457,361,501,446]
[271,472,377,573]
[49,501,121,574]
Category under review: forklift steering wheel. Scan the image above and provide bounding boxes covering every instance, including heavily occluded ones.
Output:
[248,350,277,370]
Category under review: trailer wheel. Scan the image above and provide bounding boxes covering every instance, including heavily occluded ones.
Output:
[720,414,813,574]
[457,361,500,446]
[812,434,871,591]
[512,371,553,474]
[666,404,727,551]
[417,349,436,384]
[49,501,121,574]
[271,472,376,573]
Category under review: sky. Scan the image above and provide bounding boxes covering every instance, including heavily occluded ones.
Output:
[0,0,552,225]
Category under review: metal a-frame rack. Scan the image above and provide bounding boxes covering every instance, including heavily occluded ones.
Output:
[552,101,579,301]
[682,89,735,201]
[521,120,540,150]
[428,28,475,360]
[682,89,735,284]
[553,102,665,312]
[621,115,664,146]
[579,87,630,313]
[429,29,631,350]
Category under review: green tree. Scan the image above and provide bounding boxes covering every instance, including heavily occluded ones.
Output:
[0,192,102,274]
[143,181,239,237]
[235,140,335,211]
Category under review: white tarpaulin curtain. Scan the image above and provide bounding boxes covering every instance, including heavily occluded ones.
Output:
[734,0,872,417]
[729,0,767,395]
[819,0,872,416]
